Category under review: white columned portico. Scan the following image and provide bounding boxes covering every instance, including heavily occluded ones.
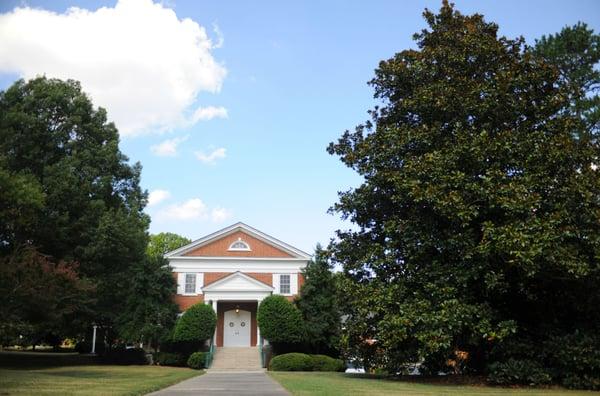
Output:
[202,272,273,347]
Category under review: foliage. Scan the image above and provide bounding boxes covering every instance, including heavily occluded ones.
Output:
[543,331,600,390]
[533,22,600,132]
[154,352,187,367]
[327,1,600,388]
[269,353,313,371]
[172,303,216,348]
[487,359,551,386]
[116,255,178,350]
[103,347,148,365]
[187,352,207,369]
[269,353,345,372]
[310,355,346,372]
[257,295,306,348]
[0,77,149,340]
[147,233,191,259]
[74,340,106,355]
[296,245,341,355]
[0,247,94,347]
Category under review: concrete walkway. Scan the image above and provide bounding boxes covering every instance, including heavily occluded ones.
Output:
[147,371,290,396]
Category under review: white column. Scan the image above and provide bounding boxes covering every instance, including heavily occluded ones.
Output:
[91,325,97,354]
[212,299,218,346]
[256,299,262,346]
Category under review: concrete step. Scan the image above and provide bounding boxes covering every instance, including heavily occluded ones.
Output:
[210,347,262,371]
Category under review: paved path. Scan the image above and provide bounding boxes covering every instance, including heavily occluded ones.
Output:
[147,371,290,396]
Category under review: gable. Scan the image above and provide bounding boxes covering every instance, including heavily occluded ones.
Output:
[202,271,274,292]
[184,230,294,258]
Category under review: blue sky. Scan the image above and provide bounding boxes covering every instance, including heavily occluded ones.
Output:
[1,0,599,252]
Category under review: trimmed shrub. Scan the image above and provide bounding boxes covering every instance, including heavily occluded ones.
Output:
[487,359,552,386]
[311,354,346,372]
[103,347,148,365]
[154,352,187,367]
[173,303,216,350]
[269,353,313,371]
[257,295,305,345]
[74,340,105,355]
[187,352,207,369]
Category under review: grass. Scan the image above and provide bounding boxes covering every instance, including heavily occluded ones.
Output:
[268,372,597,396]
[0,365,201,396]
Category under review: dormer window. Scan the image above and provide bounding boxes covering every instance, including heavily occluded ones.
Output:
[228,238,251,251]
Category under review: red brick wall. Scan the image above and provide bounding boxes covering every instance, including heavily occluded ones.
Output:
[183,231,293,258]
[173,294,204,310]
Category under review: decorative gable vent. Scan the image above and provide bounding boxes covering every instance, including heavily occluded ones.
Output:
[228,238,251,251]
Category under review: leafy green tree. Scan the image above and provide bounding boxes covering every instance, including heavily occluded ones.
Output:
[327,1,600,383]
[147,232,191,258]
[296,244,341,355]
[0,161,44,249]
[534,23,599,132]
[116,255,178,351]
[0,77,149,339]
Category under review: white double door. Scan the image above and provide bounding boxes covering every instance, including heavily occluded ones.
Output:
[223,309,251,347]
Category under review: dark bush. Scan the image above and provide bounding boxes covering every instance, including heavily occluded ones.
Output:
[543,331,600,390]
[74,340,105,355]
[103,347,148,365]
[311,354,345,372]
[173,303,216,350]
[257,295,305,345]
[187,352,207,369]
[487,359,552,386]
[154,352,187,367]
[269,353,313,371]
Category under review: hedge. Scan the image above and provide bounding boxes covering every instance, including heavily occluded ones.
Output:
[173,303,217,345]
[310,354,346,372]
[269,353,346,372]
[102,347,148,365]
[187,352,207,369]
[269,353,313,371]
[257,295,305,344]
[154,352,187,367]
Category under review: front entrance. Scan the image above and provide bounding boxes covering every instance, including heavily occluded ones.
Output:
[223,309,251,347]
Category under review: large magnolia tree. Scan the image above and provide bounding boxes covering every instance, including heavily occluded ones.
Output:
[328,2,600,388]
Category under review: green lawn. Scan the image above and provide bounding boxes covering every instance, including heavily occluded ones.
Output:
[0,365,201,395]
[269,372,596,396]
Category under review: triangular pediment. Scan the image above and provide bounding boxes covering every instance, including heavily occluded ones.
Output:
[202,271,274,292]
[165,222,310,259]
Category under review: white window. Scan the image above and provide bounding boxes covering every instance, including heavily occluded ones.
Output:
[279,274,291,294]
[185,274,196,294]
[228,238,250,251]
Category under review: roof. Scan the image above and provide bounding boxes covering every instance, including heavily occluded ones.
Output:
[164,222,311,259]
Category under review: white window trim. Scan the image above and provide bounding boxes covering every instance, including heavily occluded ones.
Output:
[228,238,251,251]
[178,272,204,296]
[272,273,297,296]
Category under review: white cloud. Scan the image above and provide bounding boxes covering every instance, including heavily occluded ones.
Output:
[147,189,171,206]
[195,147,226,164]
[154,197,232,223]
[151,135,188,157]
[0,0,227,136]
[158,198,207,220]
[190,106,228,123]
[211,207,232,223]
